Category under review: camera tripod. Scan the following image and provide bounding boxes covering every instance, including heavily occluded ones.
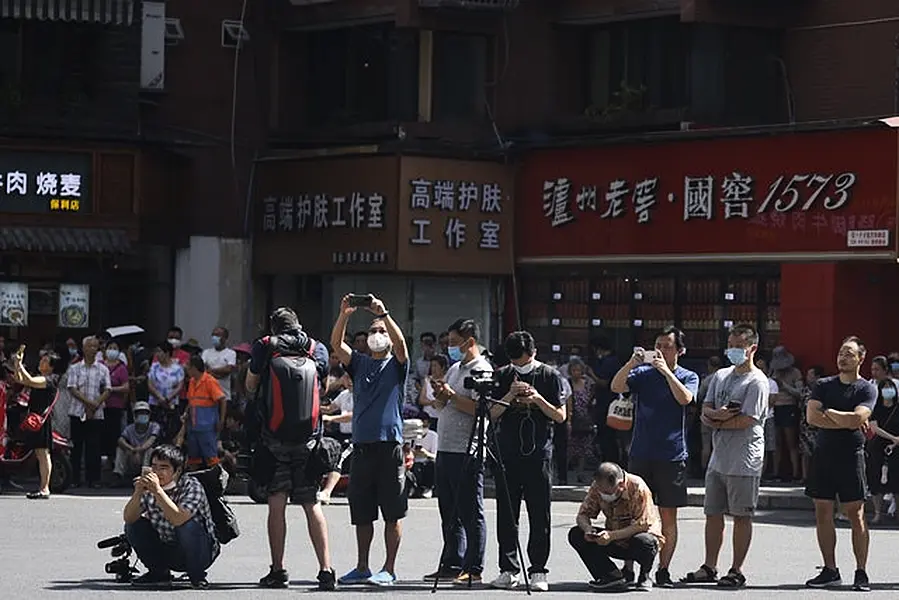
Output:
[430,392,532,595]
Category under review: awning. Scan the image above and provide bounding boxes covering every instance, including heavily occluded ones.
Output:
[0,0,134,26]
[0,226,132,254]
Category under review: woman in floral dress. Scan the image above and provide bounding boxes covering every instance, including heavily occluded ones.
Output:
[567,357,596,483]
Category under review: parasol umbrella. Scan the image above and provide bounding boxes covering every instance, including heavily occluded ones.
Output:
[105,325,145,339]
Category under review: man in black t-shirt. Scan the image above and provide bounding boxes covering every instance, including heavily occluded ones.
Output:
[488,331,566,592]
[804,336,877,592]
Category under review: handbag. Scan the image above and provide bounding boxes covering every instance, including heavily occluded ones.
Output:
[20,389,59,433]
[606,394,634,431]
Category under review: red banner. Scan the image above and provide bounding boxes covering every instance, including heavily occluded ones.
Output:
[517,128,898,258]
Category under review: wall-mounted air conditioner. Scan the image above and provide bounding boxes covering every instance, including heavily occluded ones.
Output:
[165,18,184,46]
[222,20,250,49]
[140,1,165,90]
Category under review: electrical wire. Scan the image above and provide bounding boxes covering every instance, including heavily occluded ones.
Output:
[231,0,250,211]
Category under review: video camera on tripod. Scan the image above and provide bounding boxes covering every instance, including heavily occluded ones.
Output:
[462,369,499,397]
[97,534,138,583]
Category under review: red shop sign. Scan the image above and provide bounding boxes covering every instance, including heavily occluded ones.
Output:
[517,128,898,259]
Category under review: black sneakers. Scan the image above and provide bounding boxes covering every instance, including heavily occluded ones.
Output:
[259,566,289,589]
[317,569,337,591]
[621,567,635,584]
[131,571,173,589]
[806,567,841,588]
[655,567,674,588]
[853,569,871,592]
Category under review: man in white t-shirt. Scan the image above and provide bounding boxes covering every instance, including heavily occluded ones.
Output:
[201,327,237,403]
[325,384,354,440]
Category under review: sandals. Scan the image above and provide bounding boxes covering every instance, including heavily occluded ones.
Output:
[717,569,746,588]
[26,491,50,500]
[680,565,717,584]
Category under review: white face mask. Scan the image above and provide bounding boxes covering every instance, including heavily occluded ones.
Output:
[167,338,182,348]
[367,333,390,354]
[512,359,538,375]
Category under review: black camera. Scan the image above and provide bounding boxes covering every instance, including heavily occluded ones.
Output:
[98,534,137,583]
[463,369,499,397]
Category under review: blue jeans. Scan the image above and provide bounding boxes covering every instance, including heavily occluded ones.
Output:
[125,517,217,581]
[436,451,486,574]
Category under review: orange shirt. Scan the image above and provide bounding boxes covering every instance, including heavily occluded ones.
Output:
[188,372,224,408]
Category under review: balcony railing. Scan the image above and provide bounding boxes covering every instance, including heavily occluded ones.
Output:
[418,0,520,10]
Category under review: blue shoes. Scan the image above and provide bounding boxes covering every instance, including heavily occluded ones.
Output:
[338,568,372,585]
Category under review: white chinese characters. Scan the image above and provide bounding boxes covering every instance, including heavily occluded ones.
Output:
[540,171,859,226]
[407,177,506,251]
[262,192,388,232]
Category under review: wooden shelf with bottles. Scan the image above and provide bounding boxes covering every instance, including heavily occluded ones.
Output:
[519,273,780,359]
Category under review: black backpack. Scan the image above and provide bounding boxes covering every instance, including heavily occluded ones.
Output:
[247,335,320,445]
[187,464,240,545]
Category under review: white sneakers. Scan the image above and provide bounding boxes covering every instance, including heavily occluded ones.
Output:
[489,571,549,592]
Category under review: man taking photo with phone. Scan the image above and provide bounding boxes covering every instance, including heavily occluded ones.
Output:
[331,294,409,587]
[610,326,698,587]
[682,323,769,588]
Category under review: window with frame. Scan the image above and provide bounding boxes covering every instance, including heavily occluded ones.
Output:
[306,24,419,126]
[432,31,492,122]
[583,17,688,113]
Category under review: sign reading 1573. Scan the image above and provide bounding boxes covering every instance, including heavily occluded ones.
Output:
[0,151,92,214]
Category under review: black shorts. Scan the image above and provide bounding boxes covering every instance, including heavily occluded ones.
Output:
[629,458,688,508]
[806,448,867,503]
[348,442,407,525]
[255,440,319,505]
[773,405,800,428]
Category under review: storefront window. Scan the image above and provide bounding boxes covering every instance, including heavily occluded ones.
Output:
[520,265,780,373]
[432,31,492,122]
[583,17,689,113]
[305,24,419,126]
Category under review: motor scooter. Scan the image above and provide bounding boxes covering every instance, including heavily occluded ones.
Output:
[0,381,74,493]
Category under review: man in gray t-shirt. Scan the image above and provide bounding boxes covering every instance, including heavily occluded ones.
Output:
[425,319,491,583]
[683,324,769,588]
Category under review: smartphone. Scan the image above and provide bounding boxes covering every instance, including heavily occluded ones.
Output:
[141,466,152,476]
[642,350,658,364]
[347,293,374,308]
[726,401,742,410]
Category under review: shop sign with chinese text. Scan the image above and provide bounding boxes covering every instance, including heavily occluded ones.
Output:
[0,151,92,214]
[253,156,399,274]
[0,282,28,326]
[517,128,898,258]
[397,156,515,274]
[58,283,90,328]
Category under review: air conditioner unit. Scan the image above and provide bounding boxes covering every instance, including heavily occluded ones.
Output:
[140,1,166,91]
[222,20,250,49]
[164,17,184,46]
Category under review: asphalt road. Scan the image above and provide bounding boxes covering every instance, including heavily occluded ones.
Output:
[3,489,899,598]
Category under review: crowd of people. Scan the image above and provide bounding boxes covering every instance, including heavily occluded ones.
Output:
[2,309,896,593]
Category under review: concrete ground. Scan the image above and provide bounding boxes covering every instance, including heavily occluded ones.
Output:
[3,488,899,599]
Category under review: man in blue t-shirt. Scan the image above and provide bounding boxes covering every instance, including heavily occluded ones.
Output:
[611,326,699,588]
[331,294,409,587]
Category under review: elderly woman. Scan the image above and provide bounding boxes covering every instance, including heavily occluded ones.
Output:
[769,346,803,482]
[13,347,62,499]
[567,357,596,483]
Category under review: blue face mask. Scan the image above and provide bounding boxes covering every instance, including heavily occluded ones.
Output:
[725,347,748,367]
[135,414,150,425]
[883,387,897,401]
[891,363,899,373]
[447,345,464,362]
[211,335,221,347]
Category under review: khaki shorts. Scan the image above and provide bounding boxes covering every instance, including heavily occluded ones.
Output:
[704,470,760,517]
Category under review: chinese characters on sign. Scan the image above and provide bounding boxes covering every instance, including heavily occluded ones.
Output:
[0,152,91,214]
[261,192,386,233]
[540,172,859,228]
[846,229,890,248]
[0,282,28,326]
[332,252,388,266]
[407,178,504,250]
[58,283,90,329]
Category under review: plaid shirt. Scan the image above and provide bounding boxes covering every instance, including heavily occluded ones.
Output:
[66,360,111,420]
[578,473,665,545]
[140,475,220,556]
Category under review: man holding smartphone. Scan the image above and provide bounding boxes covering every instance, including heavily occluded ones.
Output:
[684,323,769,588]
[610,326,698,587]
[331,293,409,587]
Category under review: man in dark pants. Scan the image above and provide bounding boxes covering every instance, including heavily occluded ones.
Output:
[569,462,662,591]
[331,294,409,587]
[488,331,566,592]
[610,326,699,587]
[589,337,624,465]
[423,318,492,585]
[804,336,877,592]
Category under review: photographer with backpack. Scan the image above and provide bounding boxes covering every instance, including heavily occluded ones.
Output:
[245,307,336,591]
